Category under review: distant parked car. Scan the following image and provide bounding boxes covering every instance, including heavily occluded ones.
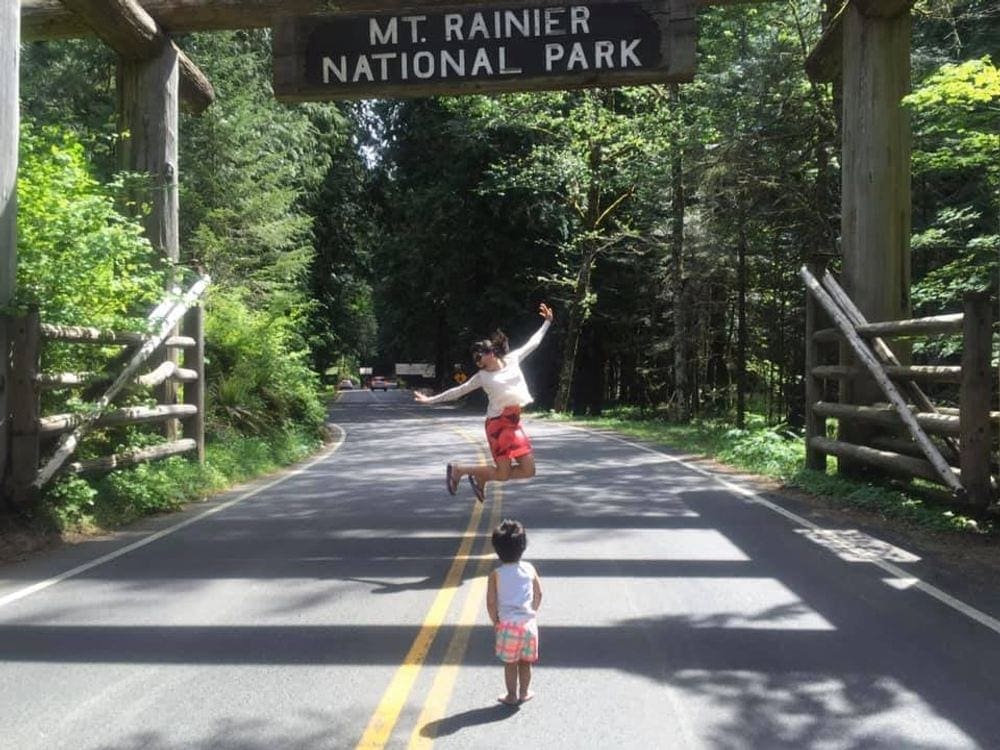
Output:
[338,378,356,390]
[371,376,389,391]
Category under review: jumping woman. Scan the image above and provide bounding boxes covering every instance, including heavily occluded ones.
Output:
[414,303,554,501]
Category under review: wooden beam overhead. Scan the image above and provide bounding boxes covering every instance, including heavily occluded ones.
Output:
[805,1,845,82]
[853,0,914,18]
[57,0,161,58]
[178,52,214,114]
[32,0,214,113]
[23,0,765,39]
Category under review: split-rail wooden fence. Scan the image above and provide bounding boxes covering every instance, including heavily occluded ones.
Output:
[2,277,209,508]
[802,265,997,509]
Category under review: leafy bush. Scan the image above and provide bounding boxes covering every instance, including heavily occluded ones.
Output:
[16,120,169,423]
[16,121,328,531]
[717,427,804,480]
[15,120,165,326]
[43,476,98,528]
[205,289,326,436]
[43,427,321,530]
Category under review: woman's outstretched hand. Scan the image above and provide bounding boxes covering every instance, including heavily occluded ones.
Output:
[413,391,431,403]
[539,302,554,322]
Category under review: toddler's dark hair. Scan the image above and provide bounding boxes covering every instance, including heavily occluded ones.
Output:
[492,518,527,563]
[471,329,510,359]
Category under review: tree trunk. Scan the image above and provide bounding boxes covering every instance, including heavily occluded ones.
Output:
[554,134,605,414]
[1,0,19,505]
[736,223,748,429]
[118,47,181,439]
[553,242,599,413]
[668,84,689,421]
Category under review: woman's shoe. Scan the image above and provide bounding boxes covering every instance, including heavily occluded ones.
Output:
[468,475,485,503]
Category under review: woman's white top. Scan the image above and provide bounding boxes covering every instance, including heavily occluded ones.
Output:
[423,319,551,418]
[496,561,538,624]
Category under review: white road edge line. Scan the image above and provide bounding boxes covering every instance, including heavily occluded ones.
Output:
[561,422,1000,636]
[0,424,347,610]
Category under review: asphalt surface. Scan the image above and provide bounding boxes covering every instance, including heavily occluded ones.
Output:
[1,389,999,749]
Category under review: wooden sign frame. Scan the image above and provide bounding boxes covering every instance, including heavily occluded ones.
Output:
[273,0,696,101]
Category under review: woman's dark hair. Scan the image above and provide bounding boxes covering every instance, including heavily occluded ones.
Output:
[471,329,509,360]
[491,518,527,563]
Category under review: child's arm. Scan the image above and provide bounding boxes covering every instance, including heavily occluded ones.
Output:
[531,573,543,612]
[486,570,500,625]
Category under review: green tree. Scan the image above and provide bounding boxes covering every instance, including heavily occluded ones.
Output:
[304,104,378,376]
[16,120,164,327]
[368,97,559,390]
[905,56,999,320]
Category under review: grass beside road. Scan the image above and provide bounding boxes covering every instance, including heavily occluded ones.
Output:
[41,426,326,532]
[541,408,994,537]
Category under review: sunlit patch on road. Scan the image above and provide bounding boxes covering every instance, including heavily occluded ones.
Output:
[795,529,921,564]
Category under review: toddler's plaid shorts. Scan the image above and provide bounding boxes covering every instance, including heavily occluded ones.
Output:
[494,619,539,663]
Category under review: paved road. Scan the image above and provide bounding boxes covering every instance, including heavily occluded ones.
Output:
[1,390,999,749]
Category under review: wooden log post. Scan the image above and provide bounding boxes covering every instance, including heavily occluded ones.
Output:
[822,269,959,462]
[0,0,19,507]
[959,292,994,508]
[804,262,826,470]
[801,265,963,495]
[118,45,181,440]
[838,0,913,471]
[33,276,209,488]
[182,302,205,464]
[7,311,41,507]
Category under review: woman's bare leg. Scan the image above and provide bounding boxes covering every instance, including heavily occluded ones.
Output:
[452,459,508,484]
[507,453,536,480]
[452,453,535,485]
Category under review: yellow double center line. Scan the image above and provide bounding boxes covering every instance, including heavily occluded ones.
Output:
[355,428,501,750]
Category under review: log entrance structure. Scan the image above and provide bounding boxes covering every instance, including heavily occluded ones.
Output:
[1,0,994,505]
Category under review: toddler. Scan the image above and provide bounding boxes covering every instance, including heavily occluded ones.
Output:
[486,519,543,705]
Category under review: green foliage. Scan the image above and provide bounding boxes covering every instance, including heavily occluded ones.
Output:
[15,120,165,326]
[904,57,1000,179]
[19,39,119,178]
[180,30,329,306]
[205,289,326,436]
[717,426,804,480]
[367,97,560,382]
[42,427,321,530]
[906,56,998,341]
[304,105,378,374]
[18,8,997,537]
[43,476,98,528]
[787,471,987,535]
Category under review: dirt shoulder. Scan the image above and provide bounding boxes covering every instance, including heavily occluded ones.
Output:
[0,518,63,565]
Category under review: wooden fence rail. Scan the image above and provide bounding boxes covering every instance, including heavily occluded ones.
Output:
[1,277,209,508]
[802,264,997,509]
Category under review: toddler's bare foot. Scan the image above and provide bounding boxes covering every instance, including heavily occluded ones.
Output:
[518,691,535,704]
[497,694,518,706]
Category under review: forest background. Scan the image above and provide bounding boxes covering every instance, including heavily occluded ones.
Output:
[8,0,998,536]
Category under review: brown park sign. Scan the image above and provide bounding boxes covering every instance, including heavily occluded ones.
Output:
[273,1,696,101]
